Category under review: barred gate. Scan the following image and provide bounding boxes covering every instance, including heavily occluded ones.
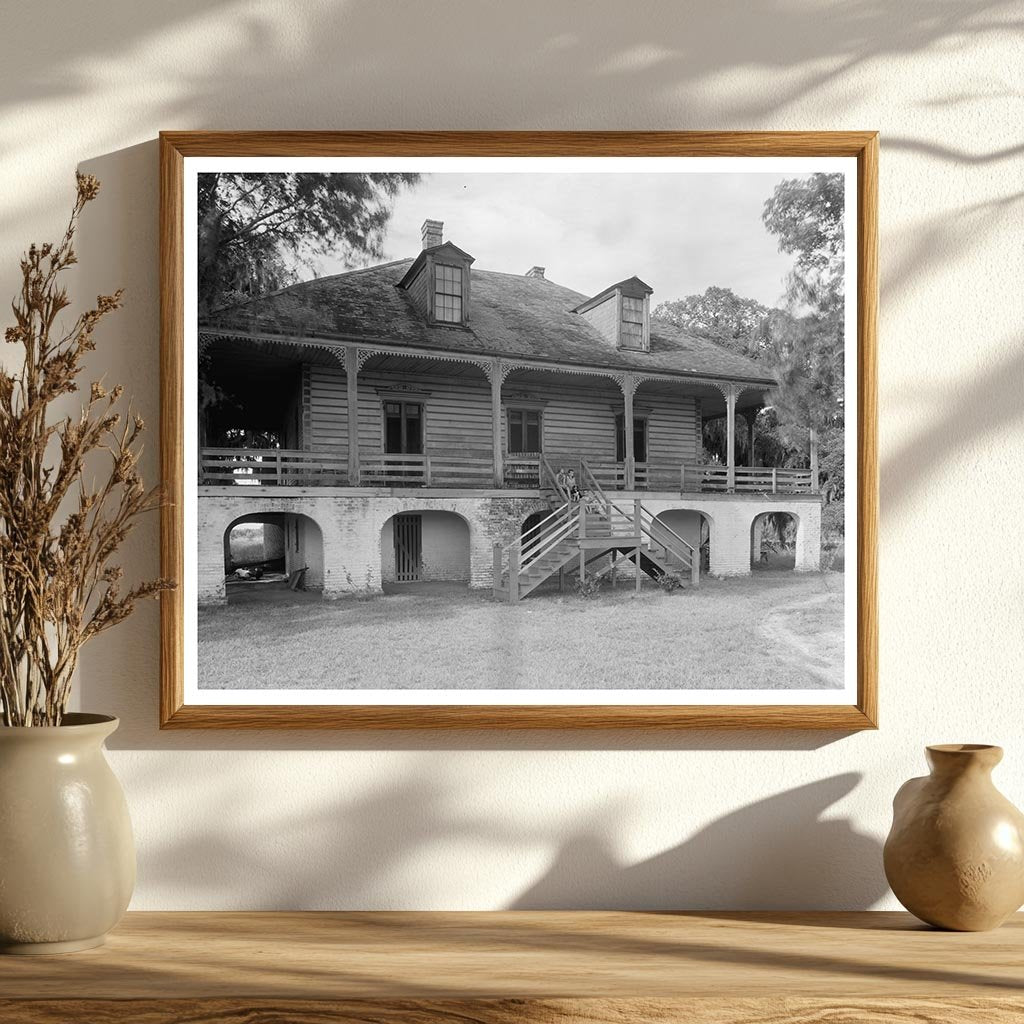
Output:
[393,514,422,582]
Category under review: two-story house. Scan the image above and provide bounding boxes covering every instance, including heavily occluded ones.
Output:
[196,219,822,605]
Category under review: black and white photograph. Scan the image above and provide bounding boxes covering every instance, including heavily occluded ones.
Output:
[182,152,859,709]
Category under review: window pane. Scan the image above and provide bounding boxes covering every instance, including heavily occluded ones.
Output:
[436,295,462,323]
[525,416,540,453]
[634,419,647,462]
[405,409,422,454]
[435,264,463,322]
[385,402,422,454]
[437,264,461,292]
[385,412,403,453]
[507,409,541,454]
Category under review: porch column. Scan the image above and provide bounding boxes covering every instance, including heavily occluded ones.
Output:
[345,347,360,486]
[809,425,819,493]
[491,358,503,488]
[622,372,635,490]
[725,384,737,492]
[747,411,757,467]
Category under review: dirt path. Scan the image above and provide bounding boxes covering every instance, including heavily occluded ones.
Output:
[759,586,845,689]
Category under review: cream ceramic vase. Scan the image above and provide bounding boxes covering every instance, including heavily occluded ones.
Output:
[0,713,134,953]
[884,744,1024,931]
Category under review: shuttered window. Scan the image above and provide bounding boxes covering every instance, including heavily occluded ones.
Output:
[621,295,645,347]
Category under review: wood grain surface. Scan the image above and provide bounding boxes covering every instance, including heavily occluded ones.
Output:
[2,911,1022,997]
[160,130,879,730]
[4,998,1024,1024]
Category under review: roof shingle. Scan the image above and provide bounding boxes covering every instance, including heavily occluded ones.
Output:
[203,259,775,385]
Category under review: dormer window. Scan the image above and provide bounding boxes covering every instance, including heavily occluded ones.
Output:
[396,220,474,327]
[572,276,653,351]
[620,295,645,349]
[435,264,464,323]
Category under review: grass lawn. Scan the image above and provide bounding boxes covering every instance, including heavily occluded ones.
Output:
[198,571,845,691]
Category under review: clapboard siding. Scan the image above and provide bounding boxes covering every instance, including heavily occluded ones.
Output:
[307,365,348,451]
[305,363,700,468]
[645,395,699,465]
[405,264,429,315]
[358,371,492,454]
[506,378,621,462]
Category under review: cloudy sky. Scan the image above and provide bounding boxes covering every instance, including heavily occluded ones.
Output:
[319,171,810,308]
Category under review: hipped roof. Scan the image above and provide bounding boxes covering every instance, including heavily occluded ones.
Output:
[202,258,776,386]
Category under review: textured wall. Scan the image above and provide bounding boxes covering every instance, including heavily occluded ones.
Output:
[381,510,471,583]
[1,0,1021,911]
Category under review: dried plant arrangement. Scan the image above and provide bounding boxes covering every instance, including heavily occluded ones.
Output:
[0,174,173,726]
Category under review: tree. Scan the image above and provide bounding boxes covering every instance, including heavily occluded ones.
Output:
[653,286,769,357]
[762,172,846,534]
[197,172,420,314]
[763,172,844,313]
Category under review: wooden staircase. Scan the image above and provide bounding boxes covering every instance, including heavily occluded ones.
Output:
[492,458,699,603]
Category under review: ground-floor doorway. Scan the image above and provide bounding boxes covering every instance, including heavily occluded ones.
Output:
[381,510,470,585]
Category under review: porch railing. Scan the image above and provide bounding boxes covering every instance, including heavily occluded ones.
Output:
[358,452,493,487]
[503,455,541,488]
[586,460,649,491]
[200,448,348,486]
[201,447,815,494]
[680,464,815,494]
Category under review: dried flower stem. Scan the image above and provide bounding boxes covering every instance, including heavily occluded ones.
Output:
[0,174,174,726]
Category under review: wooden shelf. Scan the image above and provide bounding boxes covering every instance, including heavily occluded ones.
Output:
[2,911,1022,1022]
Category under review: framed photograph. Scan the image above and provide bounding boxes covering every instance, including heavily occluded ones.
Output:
[160,131,877,729]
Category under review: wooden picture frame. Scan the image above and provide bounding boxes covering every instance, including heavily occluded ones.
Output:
[160,131,878,729]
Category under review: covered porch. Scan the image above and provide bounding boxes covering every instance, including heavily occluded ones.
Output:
[198,334,818,495]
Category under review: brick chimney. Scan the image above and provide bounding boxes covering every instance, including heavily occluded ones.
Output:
[525,266,545,279]
[421,219,443,250]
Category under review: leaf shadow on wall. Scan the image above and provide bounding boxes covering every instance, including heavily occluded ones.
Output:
[0,0,1019,239]
[132,762,886,911]
[72,126,1022,754]
[61,2,1022,752]
[510,774,887,911]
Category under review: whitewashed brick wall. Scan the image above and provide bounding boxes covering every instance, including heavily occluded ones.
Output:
[642,495,822,577]
[197,490,821,603]
[196,490,550,604]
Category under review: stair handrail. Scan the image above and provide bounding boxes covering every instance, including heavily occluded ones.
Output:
[579,458,612,512]
[521,509,582,569]
[579,460,696,577]
[637,507,697,560]
[498,502,578,575]
[579,459,649,532]
[636,507,699,585]
[540,453,572,504]
[518,502,571,551]
[520,504,574,565]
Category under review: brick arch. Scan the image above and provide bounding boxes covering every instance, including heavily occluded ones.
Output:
[220,509,325,596]
[197,497,342,605]
[379,508,472,585]
[652,508,712,574]
[750,509,800,570]
[744,504,820,573]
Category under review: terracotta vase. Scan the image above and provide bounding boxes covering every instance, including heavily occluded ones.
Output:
[0,713,135,953]
[884,744,1024,931]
